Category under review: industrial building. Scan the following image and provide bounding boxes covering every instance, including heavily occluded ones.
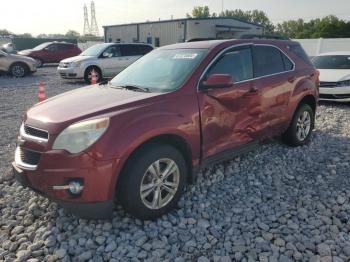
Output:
[103,17,264,47]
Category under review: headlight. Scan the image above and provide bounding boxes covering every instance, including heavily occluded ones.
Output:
[337,79,350,87]
[53,118,109,154]
[71,61,81,68]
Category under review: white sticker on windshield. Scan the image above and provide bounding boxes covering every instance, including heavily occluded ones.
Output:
[173,53,198,59]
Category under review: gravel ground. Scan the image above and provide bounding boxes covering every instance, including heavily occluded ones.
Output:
[1,68,350,262]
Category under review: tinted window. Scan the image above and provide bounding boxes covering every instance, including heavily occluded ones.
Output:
[282,55,294,70]
[253,46,285,77]
[57,44,71,50]
[207,47,253,82]
[120,45,140,56]
[102,45,121,58]
[47,44,58,51]
[138,45,153,55]
[312,55,350,69]
[289,44,313,66]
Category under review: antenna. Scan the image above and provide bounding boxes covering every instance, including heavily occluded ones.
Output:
[90,1,100,36]
[83,4,91,36]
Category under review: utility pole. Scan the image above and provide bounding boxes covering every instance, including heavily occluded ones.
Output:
[221,0,224,14]
[83,4,90,36]
[90,1,100,36]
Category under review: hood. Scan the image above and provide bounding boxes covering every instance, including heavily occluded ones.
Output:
[318,69,350,82]
[18,49,33,55]
[26,84,161,134]
[9,53,36,63]
[60,55,94,63]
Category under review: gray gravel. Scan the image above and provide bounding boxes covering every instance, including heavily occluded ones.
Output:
[1,67,350,261]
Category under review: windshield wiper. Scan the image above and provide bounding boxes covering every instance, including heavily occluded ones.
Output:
[119,84,150,92]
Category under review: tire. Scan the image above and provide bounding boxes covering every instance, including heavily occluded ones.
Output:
[10,63,28,77]
[283,103,314,147]
[35,58,43,68]
[117,143,187,220]
[84,66,102,84]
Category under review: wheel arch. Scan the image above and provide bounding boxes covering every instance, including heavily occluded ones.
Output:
[115,133,195,197]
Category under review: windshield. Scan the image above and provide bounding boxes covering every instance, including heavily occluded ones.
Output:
[33,42,50,51]
[313,55,350,69]
[110,48,207,92]
[81,44,109,56]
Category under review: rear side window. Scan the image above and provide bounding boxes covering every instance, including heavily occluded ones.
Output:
[289,44,313,66]
[120,45,140,56]
[253,46,286,77]
[138,45,153,55]
[207,47,253,82]
[57,44,71,50]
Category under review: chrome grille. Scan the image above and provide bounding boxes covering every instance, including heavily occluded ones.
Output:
[320,81,338,88]
[23,125,49,140]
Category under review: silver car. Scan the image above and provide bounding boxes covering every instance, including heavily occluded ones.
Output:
[0,50,37,77]
[57,43,153,83]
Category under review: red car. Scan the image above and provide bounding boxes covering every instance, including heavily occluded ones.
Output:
[13,39,319,219]
[18,42,81,67]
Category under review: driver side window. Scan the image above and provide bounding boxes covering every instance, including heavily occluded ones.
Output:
[207,47,253,83]
[47,44,58,51]
[102,46,121,58]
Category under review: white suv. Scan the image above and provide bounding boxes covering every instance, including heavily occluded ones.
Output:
[57,43,153,83]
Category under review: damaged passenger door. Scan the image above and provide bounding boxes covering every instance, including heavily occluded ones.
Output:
[197,45,263,160]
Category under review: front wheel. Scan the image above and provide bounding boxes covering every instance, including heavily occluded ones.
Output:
[10,63,28,77]
[283,103,314,147]
[35,58,43,68]
[117,144,187,220]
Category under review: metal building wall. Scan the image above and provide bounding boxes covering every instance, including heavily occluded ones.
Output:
[138,21,185,46]
[105,25,138,43]
[186,18,263,40]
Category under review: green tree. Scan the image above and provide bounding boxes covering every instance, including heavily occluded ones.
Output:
[0,29,13,36]
[187,6,211,18]
[65,30,80,39]
[276,16,350,39]
[17,33,33,38]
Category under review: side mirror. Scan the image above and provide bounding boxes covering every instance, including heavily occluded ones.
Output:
[102,52,110,58]
[202,74,234,89]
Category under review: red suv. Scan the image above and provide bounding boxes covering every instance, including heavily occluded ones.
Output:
[12,39,319,219]
[18,42,81,67]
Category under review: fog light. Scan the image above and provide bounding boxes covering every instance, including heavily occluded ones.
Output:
[68,181,84,194]
[53,180,84,195]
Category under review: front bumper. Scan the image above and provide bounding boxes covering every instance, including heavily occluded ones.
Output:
[57,67,83,79]
[13,147,120,219]
[319,86,350,102]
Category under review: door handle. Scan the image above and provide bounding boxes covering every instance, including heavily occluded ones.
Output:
[245,86,258,96]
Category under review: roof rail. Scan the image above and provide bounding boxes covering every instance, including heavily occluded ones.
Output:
[239,34,290,40]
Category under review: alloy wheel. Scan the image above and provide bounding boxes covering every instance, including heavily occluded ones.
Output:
[140,158,180,210]
[12,65,25,77]
[296,111,311,141]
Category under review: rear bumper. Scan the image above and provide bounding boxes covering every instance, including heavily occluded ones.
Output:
[12,161,114,219]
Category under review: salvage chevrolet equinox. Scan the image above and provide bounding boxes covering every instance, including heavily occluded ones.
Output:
[13,40,319,220]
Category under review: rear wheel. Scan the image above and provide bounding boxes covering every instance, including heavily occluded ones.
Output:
[84,66,102,84]
[10,63,28,77]
[117,144,187,220]
[283,103,314,147]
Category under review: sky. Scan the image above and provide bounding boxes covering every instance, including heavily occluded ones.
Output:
[1,0,350,36]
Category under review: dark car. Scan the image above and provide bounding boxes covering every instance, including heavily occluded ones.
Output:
[18,42,81,67]
[13,39,319,220]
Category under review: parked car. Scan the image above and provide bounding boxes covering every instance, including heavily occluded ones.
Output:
[312,52,350,102]
[1,43,16,54]
[12,39,319,219]
[57,43,154,83]
[18,42,81,67]
[0,49,36,77]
